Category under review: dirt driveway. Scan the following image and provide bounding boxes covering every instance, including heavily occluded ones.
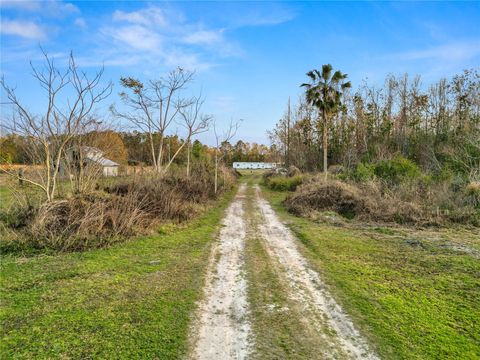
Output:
[189,182,378,359]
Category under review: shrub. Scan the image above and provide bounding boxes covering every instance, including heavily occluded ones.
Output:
[29,191,150,251]
[465,182,480,207]
[285,176,425,224]
[374,155,421,183]
[285,179,373,219]
[262,169,276,181]
[266,175,304,191]
[2,165,234,253]
[352,163,375,182]
[287,165,301,177]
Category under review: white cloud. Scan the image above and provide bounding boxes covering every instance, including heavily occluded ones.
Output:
[96,5,234,71]
[1,19,47,40]
[1,0,79,17]
[183,30,224,45]
[0,1,41,11]
[163,49,214,71]
[226,5,296,28]
[74,17,86,28]
[105,25,162,51]
[113,6,168,27]
[397,42,480,62]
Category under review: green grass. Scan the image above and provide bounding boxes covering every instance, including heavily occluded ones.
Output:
[0,189,235,359]
[261,185,480,360]
[0,185,11,208]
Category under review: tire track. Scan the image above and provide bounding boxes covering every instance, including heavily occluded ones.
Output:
[190,184,252,360]
[254,184,378,360]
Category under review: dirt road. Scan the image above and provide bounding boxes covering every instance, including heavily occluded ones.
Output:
[190,182,377,359]
[254,184,378,359]
[190,184,252,360]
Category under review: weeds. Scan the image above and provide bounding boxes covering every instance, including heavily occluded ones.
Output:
[284,174,479,226]
[0,165,236,253]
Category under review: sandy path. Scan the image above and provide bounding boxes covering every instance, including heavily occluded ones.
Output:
[254,184,379,360]
[190,184,252,360]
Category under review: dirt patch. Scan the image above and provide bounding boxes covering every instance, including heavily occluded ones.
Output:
[255,184,378,359]
[189,184,252,359]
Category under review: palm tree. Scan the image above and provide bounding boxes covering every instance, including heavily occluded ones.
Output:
[301,64,351,180]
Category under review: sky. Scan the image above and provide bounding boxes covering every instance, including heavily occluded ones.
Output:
[1,0,479,144]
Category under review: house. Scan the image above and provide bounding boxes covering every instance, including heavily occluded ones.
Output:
[61,146,119,177]
[232,162,278,170]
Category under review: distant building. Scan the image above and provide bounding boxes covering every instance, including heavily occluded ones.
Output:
[61,146,119,177]
[233,162,278,170]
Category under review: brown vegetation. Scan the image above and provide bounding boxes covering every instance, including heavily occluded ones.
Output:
[1,165,236,252]
[284,175,479,226]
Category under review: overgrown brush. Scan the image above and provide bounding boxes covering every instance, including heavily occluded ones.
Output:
[263,167,304,192]
[29,191,150,251]
[284,175,479,226]
[284,177,422,223]
[1,165,236,253]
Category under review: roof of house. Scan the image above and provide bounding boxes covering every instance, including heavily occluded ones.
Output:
[83,147,119,167]
[94,157,119,167]
[68,145,119,167]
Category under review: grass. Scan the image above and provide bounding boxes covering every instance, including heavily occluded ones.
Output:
[0,188,235,359]
[261,185,480,359]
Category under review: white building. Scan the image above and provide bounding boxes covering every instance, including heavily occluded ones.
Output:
[233,162,278,170]
[61,146,119,177]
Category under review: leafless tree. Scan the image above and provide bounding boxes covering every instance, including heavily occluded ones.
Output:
[177,95,212,177]
[213,119,241,193]
[1,50,112,201]
[111,68,195,173]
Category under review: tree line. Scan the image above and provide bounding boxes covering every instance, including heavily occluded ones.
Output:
[0,131,279,167]
[270,67,480,179]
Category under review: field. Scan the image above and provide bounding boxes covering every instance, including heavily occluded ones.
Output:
[1,172,479,359]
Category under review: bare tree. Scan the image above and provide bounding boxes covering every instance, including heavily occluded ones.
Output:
[1,50,112,201]
[213,119,241,193]
[177,95,212,177]
[111,68,195,173]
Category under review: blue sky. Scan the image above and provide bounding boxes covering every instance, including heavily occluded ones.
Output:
[1,1,479,144]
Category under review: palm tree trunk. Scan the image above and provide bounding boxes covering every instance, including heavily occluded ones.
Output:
[323,111,328,181]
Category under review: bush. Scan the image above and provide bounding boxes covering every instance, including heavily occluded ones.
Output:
[2,165,235,253]
[265,175,304,191]
[465,182,480,207]
[352,163,375,182]
[285,179,373,219]
[285,176,427,224]
[374,155,421,183]
[29,191,150,251]
[287,165,301,177]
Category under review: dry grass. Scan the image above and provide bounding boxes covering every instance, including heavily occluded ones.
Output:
[284,176,478,226]
[29,191,149,251]
[1,165,237,253]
